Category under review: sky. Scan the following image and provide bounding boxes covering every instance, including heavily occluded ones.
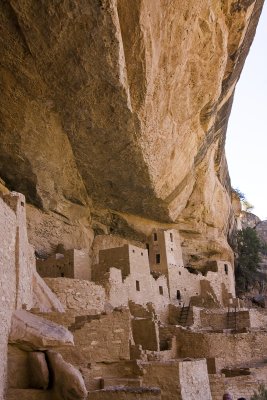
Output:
[226,3,267,220]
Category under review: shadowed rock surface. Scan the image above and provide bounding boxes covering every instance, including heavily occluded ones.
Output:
[9,310,74,350]
[46,350,88,400]
[0,0,264,264]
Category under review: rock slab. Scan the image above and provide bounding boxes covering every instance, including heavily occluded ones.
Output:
[9,310,74,350]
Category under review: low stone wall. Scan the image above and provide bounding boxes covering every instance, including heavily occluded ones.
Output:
[209,374,226,400]
[224,375,264,400]
[176,329,267,366]
[249,309,267,328]
[200,309,251,330]
[88,387,161,400]
[44,278,106,315]
[56,309,132,365]
[209,368,267,400]
[132,318,159,351]
[140,359,211,400]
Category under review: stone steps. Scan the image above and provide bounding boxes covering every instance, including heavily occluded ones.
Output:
[6,388,52,400]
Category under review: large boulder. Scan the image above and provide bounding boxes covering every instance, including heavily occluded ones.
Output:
[9,310,73,350]
[32,270,65,313]
[46,350,87,400]
[28,351,49,390]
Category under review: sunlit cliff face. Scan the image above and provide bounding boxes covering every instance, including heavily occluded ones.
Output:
[0,0,264,264]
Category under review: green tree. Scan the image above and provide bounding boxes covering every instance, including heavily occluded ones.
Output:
[235,227,261,292]
[232,188,254,212]
[233,188,246,201]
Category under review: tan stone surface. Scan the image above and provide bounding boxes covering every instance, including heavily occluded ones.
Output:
[6,389,52,400]
[0,0,264,264]
[46,350,87,400]
[88,388,161,400]
[7,346,29,389]
[9,310,73,350]
[179,359,212,400]
[176,329,267,367]
[37,249,91,280]
[240,211,261,229]
[141,359,211,400]
[0,192,34,399]
[44,278,106,315]
[0,1,265,398]
[26,204,94,258]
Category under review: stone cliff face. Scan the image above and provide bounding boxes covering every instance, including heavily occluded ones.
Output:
[0,0,264,264]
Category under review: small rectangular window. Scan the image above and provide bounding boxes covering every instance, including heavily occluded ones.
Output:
[159,286,163,295]
[170,233,173,242]
[224,264,228,275]
[136,281,140,291]
[153,233,158,241]
[156,254,161,264]
[176,290,181,300]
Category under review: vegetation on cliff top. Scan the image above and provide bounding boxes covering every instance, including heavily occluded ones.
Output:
[235,227,261,293]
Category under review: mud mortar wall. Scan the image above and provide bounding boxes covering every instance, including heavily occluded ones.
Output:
[0,196,16,400]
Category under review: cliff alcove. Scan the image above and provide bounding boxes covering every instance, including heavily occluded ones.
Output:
[0,1,266,400]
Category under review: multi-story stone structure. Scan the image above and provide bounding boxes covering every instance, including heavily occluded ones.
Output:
[37,249,90,280]
[2,190,267,400]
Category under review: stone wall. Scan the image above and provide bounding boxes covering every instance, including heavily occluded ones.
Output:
[141,359,211,400]
[93,244,170,321]
[200,309,251,330]
[37,249,91,280]
[179,359,212,400]
[131,318,159,352]
[93,245,130,280]
[44,278,105,315]
[62,309,132,364]
[0,192,34,399]
[209,369,267,400]
[176,329,267,367]
[148,229,235,307]
[4,193,34,309]
[92,234,145,265]
[88,388,161,400]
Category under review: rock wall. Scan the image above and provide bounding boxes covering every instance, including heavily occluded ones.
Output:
[240,211,261,229]
[0,0,264,264]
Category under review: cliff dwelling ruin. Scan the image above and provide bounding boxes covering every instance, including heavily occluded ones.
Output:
[0,1,267,399]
